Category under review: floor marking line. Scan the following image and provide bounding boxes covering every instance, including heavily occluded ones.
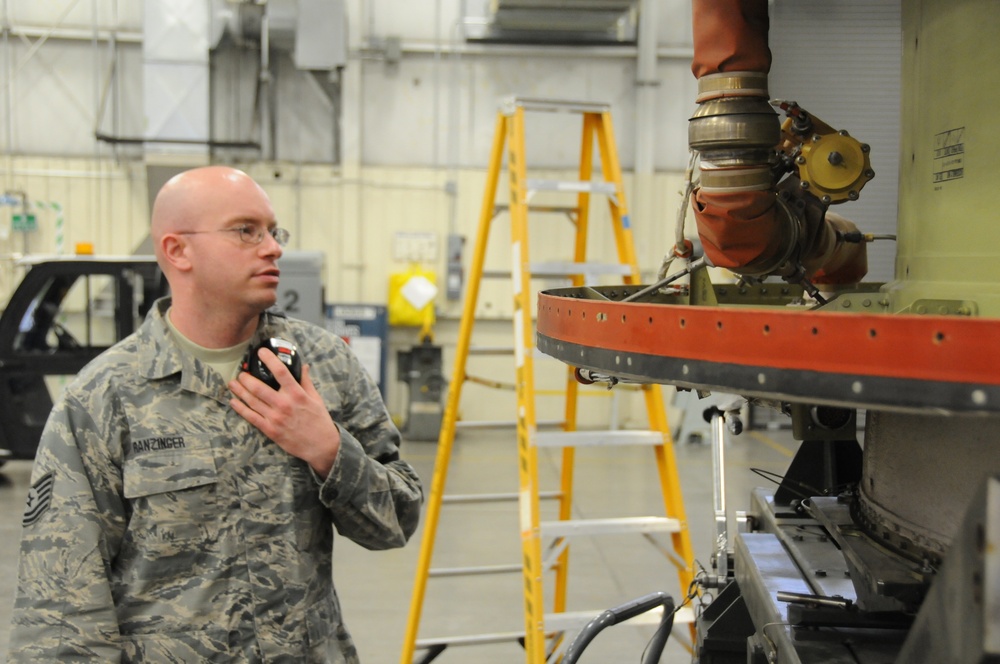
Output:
[748,430,795,458]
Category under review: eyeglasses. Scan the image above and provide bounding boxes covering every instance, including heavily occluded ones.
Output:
[177,224,290,247]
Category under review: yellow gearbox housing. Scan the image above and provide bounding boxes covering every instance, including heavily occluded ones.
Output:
[797,130,874,204]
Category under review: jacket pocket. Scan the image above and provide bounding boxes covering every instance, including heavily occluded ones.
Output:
[123,442,218,499]
[119,442,223,580]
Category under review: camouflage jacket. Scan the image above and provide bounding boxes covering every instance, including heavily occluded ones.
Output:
[9,298,423,662]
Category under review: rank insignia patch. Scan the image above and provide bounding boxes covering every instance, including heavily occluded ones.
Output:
[23,472,54,527]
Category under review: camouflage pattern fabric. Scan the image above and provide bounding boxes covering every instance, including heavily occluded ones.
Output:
[9,298,424,662]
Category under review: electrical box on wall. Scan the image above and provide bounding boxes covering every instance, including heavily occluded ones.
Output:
[446,234,465,301]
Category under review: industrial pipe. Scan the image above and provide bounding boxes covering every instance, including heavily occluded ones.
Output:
[688,0,867,285]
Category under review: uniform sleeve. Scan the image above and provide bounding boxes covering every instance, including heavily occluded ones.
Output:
[8,394,126,661]
[317,347,424,550]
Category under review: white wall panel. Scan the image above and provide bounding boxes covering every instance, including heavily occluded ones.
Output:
[363,0,463,43]
[110,47,147,141]
[358,58,439,167]
[6,40,98,154]
[357,52,697,170]
[653,63,698,171]
[142,63,209,140]
[655,0,693,46]
[143,0,209,59]
[7,0,139,30]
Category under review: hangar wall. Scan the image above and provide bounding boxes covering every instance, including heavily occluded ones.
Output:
[0,0,899,425]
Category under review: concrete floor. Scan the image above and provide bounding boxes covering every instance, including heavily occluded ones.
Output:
[0,414,799,663]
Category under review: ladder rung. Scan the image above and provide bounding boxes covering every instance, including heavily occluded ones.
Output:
[533,430,667,448]
[441,491,562,504]
[468,345,515,354]
[430,564,522,577]
[528,260,633,278]
[483,263,632,280]
[416,631,525,649]
[544,605,695,633]
[541,516,681,538]
[544,611,612,633]
[467,346,557,360]
[526,178,617,196]
[501,96,611,115]
[443,491,561,504]
[456,419,564,429]
[495,203,580,215]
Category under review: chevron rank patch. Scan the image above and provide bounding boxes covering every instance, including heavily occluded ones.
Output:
[23,472,54,527]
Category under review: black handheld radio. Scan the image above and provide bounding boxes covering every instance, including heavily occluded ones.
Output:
[242,337,302,389]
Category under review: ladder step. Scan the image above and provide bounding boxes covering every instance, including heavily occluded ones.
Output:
[528,260,633,279]
[456,419,564,429]
[430,564,522,577]
[544,606,695,633]
[444,491,561,504]
[526,178,618,196]
[495,203,581,215]
[482,262,632,280]
[467,345,560,360]
[416,631,525,649]
[502,96,611,115]
[541,516,681,538]
[533,430,667,448]
[468,345,515,355]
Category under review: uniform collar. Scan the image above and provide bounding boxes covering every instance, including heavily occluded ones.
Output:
[137,297,288,384]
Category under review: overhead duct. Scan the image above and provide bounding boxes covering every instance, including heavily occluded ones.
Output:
[219,0,347,70]
[136,0,345,156]
[142,0,212,156]
[464,0,639,44]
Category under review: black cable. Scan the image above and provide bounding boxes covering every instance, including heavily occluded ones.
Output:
[562,592,675,664]
[750,467,857,502]
[750,467,822,501]
[639,597,675,664]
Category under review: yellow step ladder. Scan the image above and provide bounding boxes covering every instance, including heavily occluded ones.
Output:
[400,96,695,664]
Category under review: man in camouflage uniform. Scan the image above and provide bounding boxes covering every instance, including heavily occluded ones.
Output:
[9,166,424,662]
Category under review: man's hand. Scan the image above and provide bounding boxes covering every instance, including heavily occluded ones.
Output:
[229,347,341,478]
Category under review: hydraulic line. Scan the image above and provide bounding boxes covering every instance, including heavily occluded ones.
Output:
[688,0,867,285]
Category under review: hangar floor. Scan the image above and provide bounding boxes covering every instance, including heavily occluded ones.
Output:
[0,413,802,663]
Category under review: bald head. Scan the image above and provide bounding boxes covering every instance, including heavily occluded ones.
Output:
[151,166,273,267]
[150,165,277,284]
[152,166,260,243]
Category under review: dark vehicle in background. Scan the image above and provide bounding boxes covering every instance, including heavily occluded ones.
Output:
[0,256,166,463]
